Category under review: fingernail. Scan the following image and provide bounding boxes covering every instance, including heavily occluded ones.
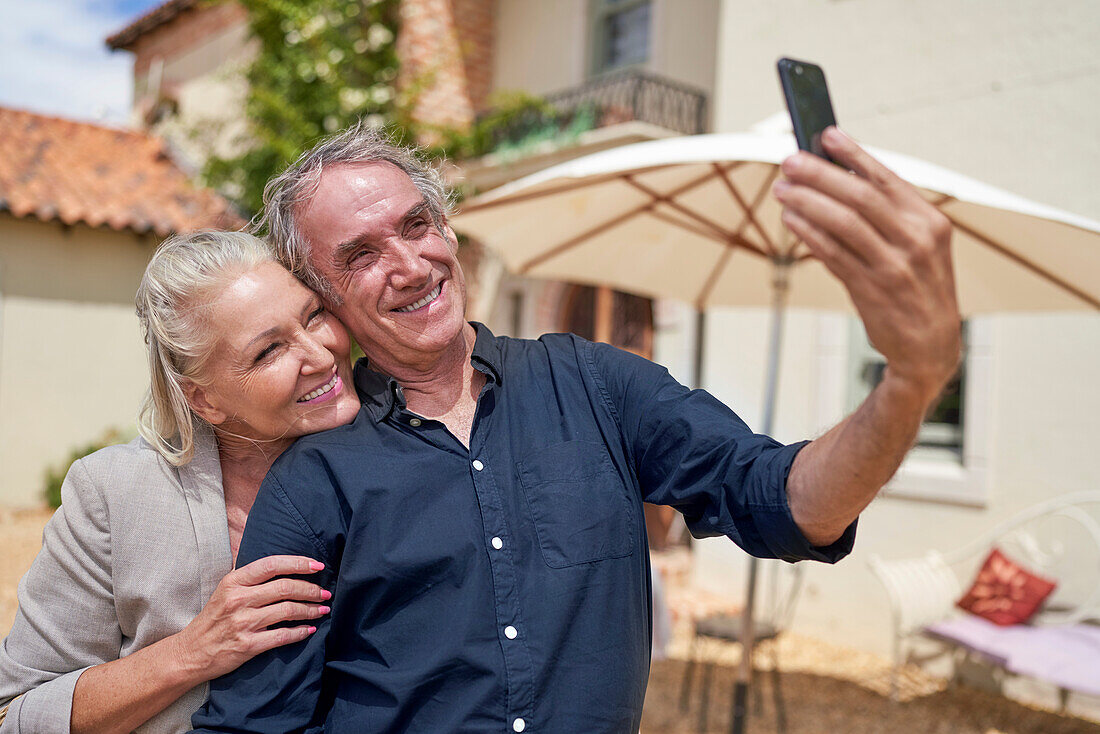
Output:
[772,180,790,198]
[318,605,331,615]
[320,589,332,600]
[825,126,847,142]
[782,155,802,173]
[308,626,318,634]
[309,561,325,571]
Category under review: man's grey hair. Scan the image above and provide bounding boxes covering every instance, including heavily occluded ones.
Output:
[253,120,454,303]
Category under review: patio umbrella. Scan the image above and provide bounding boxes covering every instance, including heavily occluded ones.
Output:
[452,132,1100,733]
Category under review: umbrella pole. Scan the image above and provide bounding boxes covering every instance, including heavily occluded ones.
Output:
[731,259,792,734]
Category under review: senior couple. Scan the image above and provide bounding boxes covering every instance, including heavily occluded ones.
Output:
[0,123,960,733]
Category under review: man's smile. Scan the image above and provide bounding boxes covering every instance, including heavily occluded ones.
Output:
[393,282,443,313]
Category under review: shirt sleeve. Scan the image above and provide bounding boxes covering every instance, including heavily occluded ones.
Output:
[190,469,336,734]
[584,340,855,563]
[0,459,121,734]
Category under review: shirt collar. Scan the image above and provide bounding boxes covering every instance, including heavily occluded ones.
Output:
[469,321,503,385]
[352,322,502,423]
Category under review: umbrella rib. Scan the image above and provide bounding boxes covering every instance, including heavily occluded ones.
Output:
[515,167,731,274]
[941,211,1100,310]
[647,209,769,259]
[695,245,737,310]
[622,166,743,245]
[712,162,779,257]
[646,209,729,245]
[458,164,680,214]
[517,202,654,274]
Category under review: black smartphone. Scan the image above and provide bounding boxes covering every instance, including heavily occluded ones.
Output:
[777,57,837,162]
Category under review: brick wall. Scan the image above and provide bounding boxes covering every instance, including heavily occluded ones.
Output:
[130,1,248,78]
[120,0,494,136]
[397,0,495,133]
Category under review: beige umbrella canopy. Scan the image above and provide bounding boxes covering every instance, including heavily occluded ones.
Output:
[454,133,1100,315]
[454,132,1100,734]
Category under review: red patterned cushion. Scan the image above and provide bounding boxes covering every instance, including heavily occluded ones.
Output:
[957,548,1057,626]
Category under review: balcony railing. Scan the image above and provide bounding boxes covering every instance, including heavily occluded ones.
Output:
[482,70,708,153]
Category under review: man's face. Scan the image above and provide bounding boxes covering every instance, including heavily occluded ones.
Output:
[296,162,467,369]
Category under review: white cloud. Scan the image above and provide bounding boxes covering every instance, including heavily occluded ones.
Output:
[0,0,158,124]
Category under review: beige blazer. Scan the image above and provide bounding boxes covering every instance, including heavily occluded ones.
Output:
[0,426,231,733]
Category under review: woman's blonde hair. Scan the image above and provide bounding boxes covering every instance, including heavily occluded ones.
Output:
[135,230,276,465]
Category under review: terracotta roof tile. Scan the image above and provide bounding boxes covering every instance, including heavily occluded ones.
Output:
[106,0,199,50]
[0,107,242,236]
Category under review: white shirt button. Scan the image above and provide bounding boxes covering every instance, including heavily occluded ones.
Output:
[408,418,422,427]
[472,459,484,471]
[513,718,526,732]
[491,537,504,550]
[504,625,518,639]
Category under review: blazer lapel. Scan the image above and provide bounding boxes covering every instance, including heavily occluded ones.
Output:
[177,423,232,603]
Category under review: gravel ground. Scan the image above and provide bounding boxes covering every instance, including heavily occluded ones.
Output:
[0,507,53,634]
[645,548,1100,733]
[642,655,1100,734]
[2,510,1097,732]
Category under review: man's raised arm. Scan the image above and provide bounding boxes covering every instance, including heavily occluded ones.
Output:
[774,127,962,546]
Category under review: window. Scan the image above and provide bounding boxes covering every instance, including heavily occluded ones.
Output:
[590,0,651,76]
[848,320,967,463]
[825,315,992,506]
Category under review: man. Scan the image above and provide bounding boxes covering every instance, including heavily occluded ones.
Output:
[191,123,960,732]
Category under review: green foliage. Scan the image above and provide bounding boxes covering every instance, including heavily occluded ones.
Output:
[44,428,128,508]
[203,0,402,215]
[199,1,595,213]
[423,91,553,160]
[424,92,599,164]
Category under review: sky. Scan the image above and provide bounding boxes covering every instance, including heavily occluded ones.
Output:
[0,0,165,124]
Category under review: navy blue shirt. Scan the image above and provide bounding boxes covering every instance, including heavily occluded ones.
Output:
[191,324,855,733]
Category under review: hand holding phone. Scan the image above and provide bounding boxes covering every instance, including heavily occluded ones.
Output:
[772,59,963,412]
[777,57,837,162]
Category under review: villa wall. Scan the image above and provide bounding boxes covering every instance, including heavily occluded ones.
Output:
[0,217,154,507]
[493,0,718,101]
[399,0,496,130]
[690,0,1100,658]
[125,1,253,168]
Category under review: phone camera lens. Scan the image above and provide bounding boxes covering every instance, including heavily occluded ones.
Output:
[795,65,803,75]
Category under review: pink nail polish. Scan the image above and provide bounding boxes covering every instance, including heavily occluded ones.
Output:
[320,589,332,600]
[309,561,325,571]
[308,626,318,634]
[319,606,331,615]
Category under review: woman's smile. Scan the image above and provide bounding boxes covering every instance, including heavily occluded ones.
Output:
[297,371,342,404]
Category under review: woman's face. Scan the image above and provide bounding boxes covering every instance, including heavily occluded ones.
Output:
[190,261,360,449]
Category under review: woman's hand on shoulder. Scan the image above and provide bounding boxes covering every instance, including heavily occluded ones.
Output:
[169,555,331,681]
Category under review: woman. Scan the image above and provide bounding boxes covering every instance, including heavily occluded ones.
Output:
[0,231,361,733]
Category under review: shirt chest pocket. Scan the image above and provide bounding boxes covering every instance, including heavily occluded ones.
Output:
[516,441,636,568]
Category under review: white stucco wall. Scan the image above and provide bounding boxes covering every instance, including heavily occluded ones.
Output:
[0,217,154,507]
[649,0,719,111]
[713,0,1100,219]
[493,0,588,94]
[690,0,1100,657]
[689,311,1100,652]
[494,0,719,102]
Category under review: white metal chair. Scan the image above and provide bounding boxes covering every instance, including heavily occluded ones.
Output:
[869,490,1100,700]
